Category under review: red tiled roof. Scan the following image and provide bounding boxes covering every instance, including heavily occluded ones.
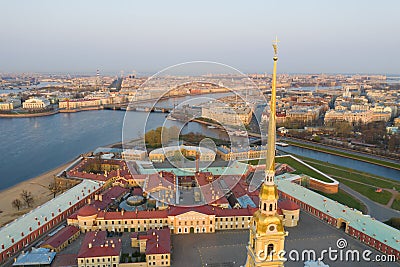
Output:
[145,173,176,192]
[78,205,98,217]
[67,158,131,182]
[277,207,283,215]
[167,205,216,216]
[41,226,80,249]
[78,231,121,258]
[99,186,129,204]
[278,199,300,211]
[145,228,171,255]
[214,206,257,217]
[97,209,169,220]
[51,254,78,267]
[86,203,259,220]
[132,187,143,196]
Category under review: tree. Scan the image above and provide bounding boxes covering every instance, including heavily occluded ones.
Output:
[48,181,63,198]
[20,190,34,208]
[388,135,399,153]
[11,199,22,210]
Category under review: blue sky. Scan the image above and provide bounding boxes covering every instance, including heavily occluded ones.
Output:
[1,0,399,74]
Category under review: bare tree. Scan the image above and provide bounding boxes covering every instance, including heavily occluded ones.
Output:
[11,199,22,211]
[20,190,34,208]
[48,181,63,198]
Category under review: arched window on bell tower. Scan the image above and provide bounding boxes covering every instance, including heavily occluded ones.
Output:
[269,204,273,211]
[267,244,274,255]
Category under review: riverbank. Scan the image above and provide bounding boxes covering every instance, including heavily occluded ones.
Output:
[0,161,73,227]
[284,139,400,170]
[0,109,59,118]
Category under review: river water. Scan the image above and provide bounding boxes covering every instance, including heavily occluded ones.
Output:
[278,146,400,181]
[0,102,398,190]
[0,92,234,191]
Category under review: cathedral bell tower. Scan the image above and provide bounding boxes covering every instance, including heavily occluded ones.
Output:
[245,38,287,267]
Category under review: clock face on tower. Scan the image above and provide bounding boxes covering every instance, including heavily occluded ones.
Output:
[268,224,276,232]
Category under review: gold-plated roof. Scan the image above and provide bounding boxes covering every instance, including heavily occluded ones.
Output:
[259,183,279,201]
[253,210,284,234]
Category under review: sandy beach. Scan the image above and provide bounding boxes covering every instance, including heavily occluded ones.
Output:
[0,161,73,227]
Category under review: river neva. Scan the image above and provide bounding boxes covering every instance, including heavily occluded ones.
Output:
[0,109,399,191]
[0,109,228,190]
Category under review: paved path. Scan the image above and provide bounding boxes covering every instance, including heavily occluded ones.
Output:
[339,183,400,221]
[385,189,399,208]
[301,158,400,220]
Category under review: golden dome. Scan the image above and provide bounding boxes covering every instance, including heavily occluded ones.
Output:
[259,184,279,201]
[253,210,284,235]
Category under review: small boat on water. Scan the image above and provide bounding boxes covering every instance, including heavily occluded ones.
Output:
[207,125,217,129]
[276,142,289,147]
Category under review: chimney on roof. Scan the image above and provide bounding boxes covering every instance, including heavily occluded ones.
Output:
[88,243,92,248]
[112,244,115,248]
[121,209,124,216]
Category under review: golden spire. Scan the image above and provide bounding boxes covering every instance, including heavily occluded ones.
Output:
[245,38,286,267]
[265,37,279,181]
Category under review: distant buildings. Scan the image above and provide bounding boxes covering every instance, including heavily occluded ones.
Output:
[121,149,147,161]
[149,145,216,163]
[217,145,267,161]
[324,109,391,124]
[58,98,102,110]
[22,97,50,109]
[0,98,21,110]
[201,102,253,126]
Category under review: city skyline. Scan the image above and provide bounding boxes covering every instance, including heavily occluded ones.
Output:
[1,0,400,74]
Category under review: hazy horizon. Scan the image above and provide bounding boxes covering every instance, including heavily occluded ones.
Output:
[1,0,400,75]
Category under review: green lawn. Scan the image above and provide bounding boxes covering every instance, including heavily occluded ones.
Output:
[298,156,400,190]
[391,199,400,211]
[247,154,399,208]
[312,188,367,213]
[275,156,333,183]
[337,179,392,205]
[285,140,400,170]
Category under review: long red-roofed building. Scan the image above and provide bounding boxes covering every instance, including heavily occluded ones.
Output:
[41,225,80,252]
